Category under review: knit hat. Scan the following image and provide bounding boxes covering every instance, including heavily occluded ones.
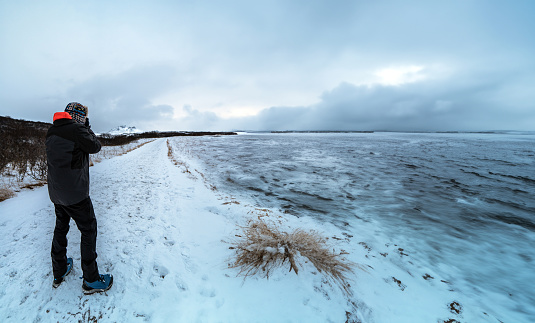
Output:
[65,102,88,124]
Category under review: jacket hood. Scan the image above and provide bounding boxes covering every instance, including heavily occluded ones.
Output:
[53,112,73,122]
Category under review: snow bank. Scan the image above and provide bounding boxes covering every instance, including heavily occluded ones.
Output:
[0,138,357,322]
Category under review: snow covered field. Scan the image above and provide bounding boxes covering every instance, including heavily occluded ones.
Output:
[1,136,531,322]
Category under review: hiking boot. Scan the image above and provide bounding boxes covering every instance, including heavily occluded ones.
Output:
[53,257,73,288]
[82,274,113,294]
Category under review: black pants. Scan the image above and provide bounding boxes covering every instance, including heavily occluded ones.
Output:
[51,197,100,282]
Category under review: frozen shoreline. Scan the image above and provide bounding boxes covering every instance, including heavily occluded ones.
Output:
[0,137,528,322]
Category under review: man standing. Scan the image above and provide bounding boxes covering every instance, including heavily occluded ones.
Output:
[46,102,112,294]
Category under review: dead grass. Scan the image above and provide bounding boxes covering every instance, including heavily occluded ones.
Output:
[21,182,46,190]
[167,140,193,175]
[229,218,357,296]
[166,140,220,192]
[0,187,15,202]
[222,200,240,205]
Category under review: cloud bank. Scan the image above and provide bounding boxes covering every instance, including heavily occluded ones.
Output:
[0,0,534,132]
[176,68,534,132]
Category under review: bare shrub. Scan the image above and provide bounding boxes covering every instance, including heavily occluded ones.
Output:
[0,116,49,180]
[229,219,357,296]
[0,187,15,202]
[28,145,47,181]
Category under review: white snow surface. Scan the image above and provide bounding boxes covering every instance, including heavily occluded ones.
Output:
[0,139,354,323]
[0,137,507,322]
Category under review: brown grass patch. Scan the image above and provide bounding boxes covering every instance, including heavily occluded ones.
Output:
[229,218,357,296]
[21,182,46,190]
[0,187,15,202]
[222,200,240,205]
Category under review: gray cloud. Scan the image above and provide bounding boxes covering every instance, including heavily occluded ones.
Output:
[59,65,177,132]
[210,68,534,132]
[1,1,534,131]
[177,105,222,131]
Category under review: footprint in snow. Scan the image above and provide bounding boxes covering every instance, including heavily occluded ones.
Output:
[181,251,198,274]
[163,237,175,247]
[153,264,169,279]
[175,277,188,292]
[199,275,217,298]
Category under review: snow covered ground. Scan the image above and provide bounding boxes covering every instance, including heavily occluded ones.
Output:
[0,137,519,322]
[0,138,357,323]
[89,138,155,166]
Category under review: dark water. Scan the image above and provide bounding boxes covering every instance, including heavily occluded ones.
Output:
[185,133,534,230]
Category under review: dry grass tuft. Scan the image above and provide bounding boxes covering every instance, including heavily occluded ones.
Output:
[21,182,46,190]
[222,200,240,205]
[0,187,15,202]
[229,219,357,295]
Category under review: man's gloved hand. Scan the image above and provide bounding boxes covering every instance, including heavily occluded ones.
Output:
[84,118,91,128]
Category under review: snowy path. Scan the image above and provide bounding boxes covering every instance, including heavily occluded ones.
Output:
[0,139,353,322]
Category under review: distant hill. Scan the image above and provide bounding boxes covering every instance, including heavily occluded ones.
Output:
[105,125,143,136]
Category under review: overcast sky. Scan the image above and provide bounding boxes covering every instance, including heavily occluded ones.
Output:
[1,0,534,132]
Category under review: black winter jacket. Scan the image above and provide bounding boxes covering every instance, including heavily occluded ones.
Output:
[46,113,101,205]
